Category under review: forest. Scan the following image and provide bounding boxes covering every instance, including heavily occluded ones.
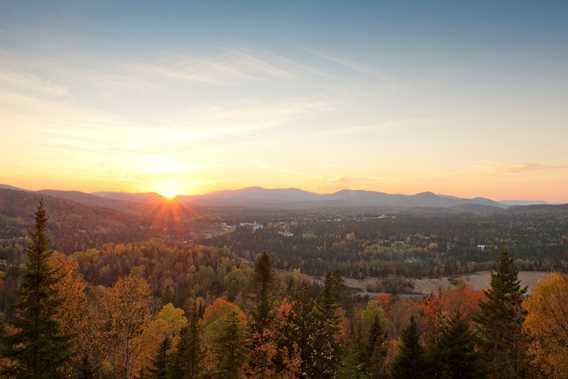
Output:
[207,208,568,279]
[1,204,568,379]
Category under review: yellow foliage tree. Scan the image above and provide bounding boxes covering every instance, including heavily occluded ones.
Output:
[97,274,152,379]
[200,298,247,376]
[48,252,95,370]
[138,303,187,371]
[524,272,568,378]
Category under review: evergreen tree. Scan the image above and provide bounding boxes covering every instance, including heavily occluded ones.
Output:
[247,252,275,377]
[306,272,343,378]
[252,252,274,333]
[148,337,171,379]
[429,312,486,379]
[391,316,427,379]
[1,202,73,378]
[172,305,203,379]
[214,311,247,378]
[474,250,533,378]
[283,285,316,376]
[338,322,364,379]
[363,315,388,379]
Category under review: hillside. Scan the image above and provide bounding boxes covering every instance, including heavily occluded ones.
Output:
[0,188,143,252]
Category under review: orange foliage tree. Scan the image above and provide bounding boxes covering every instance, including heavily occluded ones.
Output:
[416,284,483,342]
[524,272,568,378]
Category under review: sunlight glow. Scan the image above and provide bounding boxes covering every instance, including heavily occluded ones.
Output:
[160,190,177,200]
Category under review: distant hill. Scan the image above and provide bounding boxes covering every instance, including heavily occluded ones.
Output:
[0,184,25,191]
[506,203,568,215]
[501,200,548,206]
[37,189,139,213]
[0,188,143,252]
[93,191,166,203]
[178,187,320,207]
[181,187,507,209]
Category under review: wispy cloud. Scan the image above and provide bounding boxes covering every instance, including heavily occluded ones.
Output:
[461,161,568,175]
[128,48,320,86]
[317,117,430,137]
[306,48,386,79]
[0,71,67,97]
[1,92,332,156]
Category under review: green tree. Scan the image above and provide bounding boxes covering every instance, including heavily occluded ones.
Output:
[213,311,247,378]
[252,252,274,332]
[1,202,73,378]
[148,337,170,379]
[247,252,275,378]
[391,316,427,379]
[281,285,315,375]
[306,272,343,378]
[474,250,533,378]
[429,312,486,379]
[172,305,203,379]
[363,315,388,379]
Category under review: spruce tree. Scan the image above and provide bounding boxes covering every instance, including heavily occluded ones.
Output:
[429,312,486,379]
[247,252,275,377]
[391,316,427,379]
[363,315,388,379]
[171,305,202,379]
[214,311,247,379]
[306,272,343,378]
[252,252,274,333]
[1,202,73,378]
[474,250,533,378]
[148,337,170,379]
[284,284,316,375]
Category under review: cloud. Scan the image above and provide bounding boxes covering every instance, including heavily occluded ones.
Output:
[461,162,568,175]
[1,92,332,156]
[0,70,67,97]
[128,48,321,86]
[498,163,568,173]
[306,48,386,79]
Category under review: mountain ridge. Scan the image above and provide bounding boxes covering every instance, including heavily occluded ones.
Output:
[1,183,555,210]
[179,186,508,209]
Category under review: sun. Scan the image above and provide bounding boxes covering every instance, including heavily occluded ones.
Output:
[160,189,177,200]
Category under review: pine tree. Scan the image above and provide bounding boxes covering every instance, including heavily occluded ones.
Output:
[473,250,533,378]
[171,305,203,379]
[391,316,427,379]
[252,252,274,333]
[1,202,73,378]
[338,320,365,379]
[306,272,343,378]
[148,337,171,379]
[429,312,486,379]
[363,315,388,379]
[214,311,247,378]
[247,252,275,378]
[284,285,315,376]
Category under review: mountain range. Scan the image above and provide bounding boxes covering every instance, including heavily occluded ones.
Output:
[0,184,550,210]
[178,187,510,209]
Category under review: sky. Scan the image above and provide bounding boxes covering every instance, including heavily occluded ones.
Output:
[0,1,567,202]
